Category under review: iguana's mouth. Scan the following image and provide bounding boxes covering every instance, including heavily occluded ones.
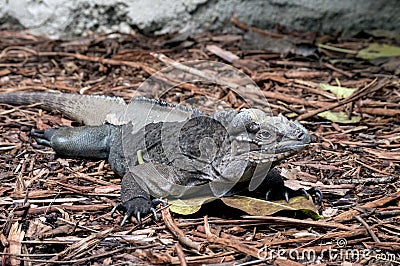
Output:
[232,139,309,163]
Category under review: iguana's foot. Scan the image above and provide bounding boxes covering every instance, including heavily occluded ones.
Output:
[265,186,322,204]
[258,168,322,204]
[31,129,56,146]
[111,197,167,226]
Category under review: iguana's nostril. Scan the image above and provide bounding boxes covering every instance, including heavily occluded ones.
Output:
[246,122,260,133]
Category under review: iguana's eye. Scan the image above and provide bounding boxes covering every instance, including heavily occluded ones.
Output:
[297,132,305,140]
[246,122,260,133]
[257,130,272,140]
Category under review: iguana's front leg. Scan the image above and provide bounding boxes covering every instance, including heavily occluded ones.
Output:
[260,168,322,203]
[111,172,166,226]
[32,125,165,225]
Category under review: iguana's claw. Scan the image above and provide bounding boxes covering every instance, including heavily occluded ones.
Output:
[300,188,309,200]
[265,189,271,200]
[119,207,135,226]
[31,129,56,146]
[151,207,158,221]
[284,191,289,203]
[265,187,322,204]
[311,187,323,203]
[111,197,166,226]
[136,211,141,225]
[151,198,168,207]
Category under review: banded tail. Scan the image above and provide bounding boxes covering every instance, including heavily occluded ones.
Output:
[0,92,127,126]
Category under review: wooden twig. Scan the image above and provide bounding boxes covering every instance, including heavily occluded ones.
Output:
[334,190,400,222]
[204,216,260,259]
[354,215,380,243]
[161,207,207,252]
[7,222,25,266]
[230,16,285,38]
[174,243,187,266]
[242,216,354,231]
[296,78,392,120]
[48,228,112,263]
[14,204,111,216]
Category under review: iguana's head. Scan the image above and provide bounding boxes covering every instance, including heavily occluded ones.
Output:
[226,108,310,164]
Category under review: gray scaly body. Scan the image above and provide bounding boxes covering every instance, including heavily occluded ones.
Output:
[0,92,320,225]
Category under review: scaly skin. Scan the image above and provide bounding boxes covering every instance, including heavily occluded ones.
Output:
[0,92,321,225]
[0,92,126,125]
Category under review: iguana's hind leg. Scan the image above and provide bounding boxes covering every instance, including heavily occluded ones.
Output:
[31,124,115,159]
[111,172,166,226]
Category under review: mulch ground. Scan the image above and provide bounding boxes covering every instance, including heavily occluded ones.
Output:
[0,20,399,265]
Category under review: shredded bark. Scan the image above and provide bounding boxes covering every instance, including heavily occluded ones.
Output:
[0,21,399,265]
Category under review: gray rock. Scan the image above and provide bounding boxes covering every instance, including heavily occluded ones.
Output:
[0,0,398,38]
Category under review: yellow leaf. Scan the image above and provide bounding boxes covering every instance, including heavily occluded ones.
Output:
[320,83,356,98]
[169,196,216,215]
[357,43,400,60]
[318,111,361,124]
[169,203,202,215]
[169,195,321,219]
[221,195,319,217]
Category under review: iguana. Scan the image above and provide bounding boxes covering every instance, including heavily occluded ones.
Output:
[0,92,320,225]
